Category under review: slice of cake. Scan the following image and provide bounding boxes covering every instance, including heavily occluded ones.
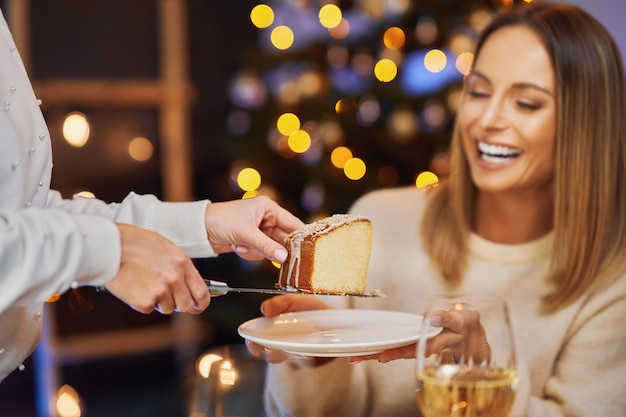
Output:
[278,214,373,294]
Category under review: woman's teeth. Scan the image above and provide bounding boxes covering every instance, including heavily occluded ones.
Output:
[478,141,521,163]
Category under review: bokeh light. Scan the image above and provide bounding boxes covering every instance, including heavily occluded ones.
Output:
[242,190,259,199]
[352,51,375,76]
[330,146,353,168]
[335,98,356,114]
[469,8,493,32]
[424,49,447,73]
[270,25,294,50]
[250,4,274,29]
[357,96,381,127]
[320,118,344,147]
[197,353,224,378]
[422,100,447,132]
[383,27,405,50]
[415,171,439,189]
[374,58,398,82]
[75,191,95,199]
[56,385,82,417]
[226,110,252,137]
[387,106,417,143]
[449,31,474,55]
[319,4,342,29]
[415,16,438,45]
[277,112,300,135]
[128,137,153,162]
[237,167,262,191]
[62,112,90,148]
[229,73,267,109]
[45,293,62,302]
[329,18,350,39]
[455,52,474,75]
[298,70,324,97]
[288,130,312,153]
[327,44,349,68]
[493,0,514,9]
[344,157,366,180]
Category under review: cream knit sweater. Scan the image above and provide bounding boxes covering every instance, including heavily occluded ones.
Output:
[264,186,626,417]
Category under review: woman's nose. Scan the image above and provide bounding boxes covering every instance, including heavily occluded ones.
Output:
[479,97,507,130]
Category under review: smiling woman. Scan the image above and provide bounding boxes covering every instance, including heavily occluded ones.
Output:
[258,3,626,417]
[456,24,557,239]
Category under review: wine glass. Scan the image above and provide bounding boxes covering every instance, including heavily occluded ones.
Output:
[415,294,519,417]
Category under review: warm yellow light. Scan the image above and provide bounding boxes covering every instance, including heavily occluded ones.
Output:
[75,191,95,199]
[219,360,237,386]
[197,353,223,378]
[383,27,405,50]
[343,157,366,180]
[330,146,353,168]
[319,4,342,29]
[250,4,274,29]
[493,0,514,8]
[374,58,397,82]
[271,25,294,50]
[56,385,81,417]
[242,190,259,199]
[62,112,90,148]
[424,49,447,73]
[237,168,262,191]
[277,112,301,135]
[45,293,61,303]
[335,98,355,113]
[288,130,311,153]
[415,171,439,189]
[455,52,474,75]
[128,136,153,162]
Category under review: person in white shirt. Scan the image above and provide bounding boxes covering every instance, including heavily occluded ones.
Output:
[0,9,303,383]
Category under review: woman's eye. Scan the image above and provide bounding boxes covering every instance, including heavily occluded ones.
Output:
[517,101,541,110]
[467,90,489,99]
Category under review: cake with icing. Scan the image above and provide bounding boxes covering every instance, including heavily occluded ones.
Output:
[278,214,372,294]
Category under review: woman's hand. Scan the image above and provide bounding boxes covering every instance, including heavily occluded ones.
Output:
[351,303,490,364]
[105,223,210,315]
[204,196,304,263]
[246,294,333,364]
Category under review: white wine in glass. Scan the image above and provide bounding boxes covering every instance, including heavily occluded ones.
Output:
[415,294,519,417]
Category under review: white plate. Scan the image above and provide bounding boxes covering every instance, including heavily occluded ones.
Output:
[237,309,441,357]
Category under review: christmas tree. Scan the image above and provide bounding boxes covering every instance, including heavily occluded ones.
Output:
[198,0,512,340]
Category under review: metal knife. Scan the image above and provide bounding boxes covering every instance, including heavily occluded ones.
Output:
[204,279,385,298]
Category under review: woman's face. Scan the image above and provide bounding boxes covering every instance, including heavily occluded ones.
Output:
[457,25,556,196]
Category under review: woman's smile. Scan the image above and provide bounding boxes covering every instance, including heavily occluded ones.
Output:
[477,140,522,166]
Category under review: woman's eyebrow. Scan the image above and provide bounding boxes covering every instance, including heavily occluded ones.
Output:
[466,70,553,95]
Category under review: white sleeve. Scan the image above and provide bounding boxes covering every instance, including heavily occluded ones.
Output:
[0,207,119,312]
[0,190,216,313]
[46,190,215,258]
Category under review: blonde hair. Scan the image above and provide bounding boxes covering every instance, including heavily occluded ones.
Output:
[422,3,626,311]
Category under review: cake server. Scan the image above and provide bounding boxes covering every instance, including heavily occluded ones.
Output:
[205,279,385,298]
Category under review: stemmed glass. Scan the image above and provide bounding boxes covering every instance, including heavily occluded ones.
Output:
[415,294,519,417]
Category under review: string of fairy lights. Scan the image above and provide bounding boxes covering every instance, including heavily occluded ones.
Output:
[224,1,522,213]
